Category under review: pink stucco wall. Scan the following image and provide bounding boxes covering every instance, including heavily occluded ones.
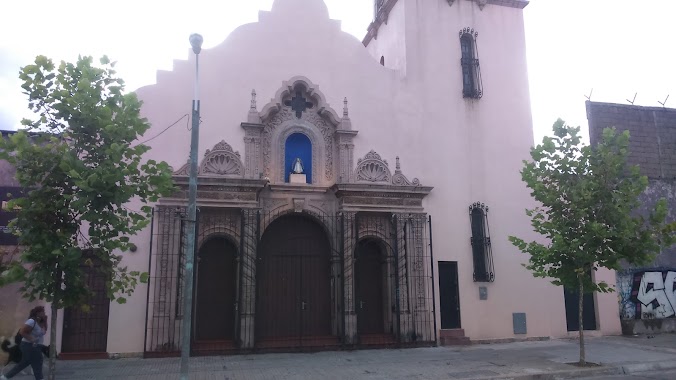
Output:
[60,0,620,354]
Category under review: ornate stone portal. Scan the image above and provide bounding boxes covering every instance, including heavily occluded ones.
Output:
[166,76,431,213]
[152,76,433,351]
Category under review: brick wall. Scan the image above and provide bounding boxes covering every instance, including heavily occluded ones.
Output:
[586,101,676,180]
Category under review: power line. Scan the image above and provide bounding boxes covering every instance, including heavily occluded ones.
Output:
[137,113,189,145]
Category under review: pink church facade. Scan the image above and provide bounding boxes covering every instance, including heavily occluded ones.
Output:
[48,0,622,357]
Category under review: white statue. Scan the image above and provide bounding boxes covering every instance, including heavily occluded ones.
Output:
[292,158,304,174]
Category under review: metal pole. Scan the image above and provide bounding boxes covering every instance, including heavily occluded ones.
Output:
[142,208,156,358]
[180,33,203,380]
[428,215,438,345]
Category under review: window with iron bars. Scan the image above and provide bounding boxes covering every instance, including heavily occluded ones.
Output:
[469,202,494,282]
[460,28,483,99]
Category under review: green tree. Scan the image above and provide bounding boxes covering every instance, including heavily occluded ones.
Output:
[0,55,174,379]
[509,119,675,366]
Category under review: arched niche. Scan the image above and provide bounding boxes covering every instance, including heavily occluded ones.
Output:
[284,132,312,183]
[243,76,357,186]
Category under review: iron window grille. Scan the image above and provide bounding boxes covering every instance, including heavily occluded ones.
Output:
[469,202,494,282]
[459,28,483,99]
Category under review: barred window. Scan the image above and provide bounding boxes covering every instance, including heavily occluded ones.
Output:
[469,202,494,282]
[460,28,483,99]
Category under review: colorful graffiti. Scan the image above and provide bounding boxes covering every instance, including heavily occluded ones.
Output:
[617,270,676,320]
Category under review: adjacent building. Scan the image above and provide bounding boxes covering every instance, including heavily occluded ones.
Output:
[587,101,676,334]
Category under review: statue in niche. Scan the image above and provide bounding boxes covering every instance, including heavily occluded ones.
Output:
[292,158,305,174]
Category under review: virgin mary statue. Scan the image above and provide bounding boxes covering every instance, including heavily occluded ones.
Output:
[292,158,304,174]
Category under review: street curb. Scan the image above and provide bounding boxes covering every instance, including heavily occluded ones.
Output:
[621,359,676,374]
[460,359,676,380]
[472,367,622,380]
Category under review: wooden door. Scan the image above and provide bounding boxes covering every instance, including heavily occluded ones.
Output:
[256,215,331,342]
[257,253,302,338]
[194,237,237,341]
[564,286,597,331]
[62,253,110,354]
[355,241,384,334]
[300,254,331,337]
[439,261,461,329]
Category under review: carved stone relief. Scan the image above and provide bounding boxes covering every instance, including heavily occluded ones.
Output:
[262,197,288,212]
[354,151,422,187]
[267,115,322,184]
[392,157,420,186]
[172,140,245,178]
[200,140,244,176]
[355,150,392,183]
[172,160,190,176]
[293,198,306,213]
[308,199,331,215]
[303,110,334,182]
[259,82,341,185]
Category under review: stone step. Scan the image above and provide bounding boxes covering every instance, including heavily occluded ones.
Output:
[440,336,472,346]
[439,329,471,346]
[439,329,467,338]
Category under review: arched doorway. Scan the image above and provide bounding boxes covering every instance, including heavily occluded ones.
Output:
[193,237,238,350]
[256,214,332,347]
[355,239,392,342]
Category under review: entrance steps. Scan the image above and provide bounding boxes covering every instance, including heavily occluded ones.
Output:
[192,340,237,356]
[439,329,471,346]
[257,335,341,350]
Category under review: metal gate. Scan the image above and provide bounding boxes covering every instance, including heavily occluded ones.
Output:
[61,251,110,358]
[143,207,436,357]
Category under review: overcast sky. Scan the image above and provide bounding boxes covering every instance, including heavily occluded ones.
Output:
[1,0,674,143]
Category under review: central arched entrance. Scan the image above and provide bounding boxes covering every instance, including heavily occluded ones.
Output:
[256,214,332,348]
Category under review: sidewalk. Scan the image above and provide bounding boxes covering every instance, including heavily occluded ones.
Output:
[15,335,676,379]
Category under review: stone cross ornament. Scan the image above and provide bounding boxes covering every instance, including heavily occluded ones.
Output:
[285,91,313,118]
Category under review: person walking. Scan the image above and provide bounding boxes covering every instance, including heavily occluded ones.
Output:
[1,306,48,380]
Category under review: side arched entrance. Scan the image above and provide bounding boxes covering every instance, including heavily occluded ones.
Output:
[355,239,395,344]
[256,214,333,348]
[192,237,238,354]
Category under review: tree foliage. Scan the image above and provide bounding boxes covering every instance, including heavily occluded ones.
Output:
[0,55,173,378]
[0,54,173,305]
[509,119,675,364]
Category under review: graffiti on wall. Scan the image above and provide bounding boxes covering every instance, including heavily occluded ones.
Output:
[617,270,676,320]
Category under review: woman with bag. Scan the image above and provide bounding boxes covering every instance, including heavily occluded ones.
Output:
[1,306,48,380]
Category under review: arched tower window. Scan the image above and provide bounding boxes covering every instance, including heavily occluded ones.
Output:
[460,28,483,99]
[285,133,312,183]
[380,56,385,66]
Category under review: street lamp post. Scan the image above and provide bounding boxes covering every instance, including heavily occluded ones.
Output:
[180,32,203,380]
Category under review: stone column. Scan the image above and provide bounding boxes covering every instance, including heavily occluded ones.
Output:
[241,123,264,179]
[335,130,357,183]
[341,212,358,344]
[238,208,259,348]
[409,214,432,342]
[393,213,413,342]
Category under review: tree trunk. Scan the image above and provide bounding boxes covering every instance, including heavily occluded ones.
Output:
[578,276,586,366]
[48,300,58,380]
[48,269,62,380]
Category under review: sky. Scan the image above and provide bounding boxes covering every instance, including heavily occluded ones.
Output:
[0,0,675,144]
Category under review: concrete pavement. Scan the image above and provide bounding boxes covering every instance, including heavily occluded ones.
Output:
[4,334,676,379]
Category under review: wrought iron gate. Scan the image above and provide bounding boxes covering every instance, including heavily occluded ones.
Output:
[143,207,436,357]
